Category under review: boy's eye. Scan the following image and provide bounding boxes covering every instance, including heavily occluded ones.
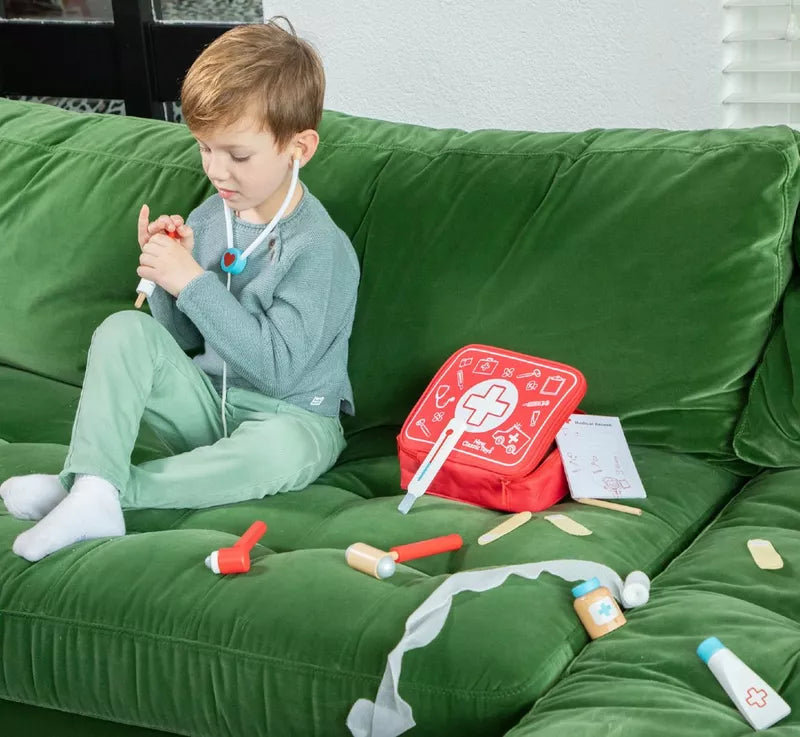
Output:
[231,155,250,163]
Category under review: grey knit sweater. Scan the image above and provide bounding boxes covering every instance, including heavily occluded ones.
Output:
[146,184,359,417]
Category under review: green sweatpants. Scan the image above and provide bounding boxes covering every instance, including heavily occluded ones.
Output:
[58,311,346,509]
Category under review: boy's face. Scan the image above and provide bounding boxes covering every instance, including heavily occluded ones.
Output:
[193,115,293,219]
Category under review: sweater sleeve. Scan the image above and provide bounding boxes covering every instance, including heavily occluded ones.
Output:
[175,244,332,396]
[145,285,204,351]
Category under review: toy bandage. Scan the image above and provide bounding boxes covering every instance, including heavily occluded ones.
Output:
[347,561,650,737]
[747,539,783,570]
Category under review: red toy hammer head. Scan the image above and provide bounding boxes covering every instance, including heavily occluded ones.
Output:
[205,521,267,575]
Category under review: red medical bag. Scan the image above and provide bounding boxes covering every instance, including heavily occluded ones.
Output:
[397,345,586,512]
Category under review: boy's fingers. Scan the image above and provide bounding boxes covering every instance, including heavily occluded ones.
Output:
[146,233,171,248]
[170,214,185,227]
[148,216,169,234]
[175,223,193,247]
[137,204,150,247]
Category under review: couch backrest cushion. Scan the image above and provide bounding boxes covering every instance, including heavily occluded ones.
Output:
[0,100,213,385]
[1,100,798,461]
[734,276,800,467]
[305,113,800,462]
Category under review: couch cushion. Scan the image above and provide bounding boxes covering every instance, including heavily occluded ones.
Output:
[501,469,800,737]
[734,275,800,466]
[305,114,800,463]
[0,102,213,387]
[0,698,176,737]
[2,99,800,463]
[0,366,166,464]
[0,444,743,736]
[0,366,78,446]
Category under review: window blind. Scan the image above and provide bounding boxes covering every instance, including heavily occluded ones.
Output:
[723,0,800,127]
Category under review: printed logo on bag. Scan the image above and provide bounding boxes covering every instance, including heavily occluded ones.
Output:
[402,346,584,473]
[310,396,324,406]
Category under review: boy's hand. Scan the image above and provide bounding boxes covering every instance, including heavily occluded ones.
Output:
[138,232,205,298]
[137,204,194,252]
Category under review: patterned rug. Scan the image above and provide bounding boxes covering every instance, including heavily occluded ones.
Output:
[160,0,261,23]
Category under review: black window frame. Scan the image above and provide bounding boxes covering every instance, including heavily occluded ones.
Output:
[0,0,237,119]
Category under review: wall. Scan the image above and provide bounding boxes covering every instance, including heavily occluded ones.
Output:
[264,0,723,132]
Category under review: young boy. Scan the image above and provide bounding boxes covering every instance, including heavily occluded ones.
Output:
[0,19,360,562]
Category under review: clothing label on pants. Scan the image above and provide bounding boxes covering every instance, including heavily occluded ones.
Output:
[588,596,618,626]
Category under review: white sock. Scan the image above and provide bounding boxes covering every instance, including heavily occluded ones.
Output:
[12,474,125,562]
[0,474,68,521]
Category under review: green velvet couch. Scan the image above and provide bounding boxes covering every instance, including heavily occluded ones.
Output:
[1,97,799,737]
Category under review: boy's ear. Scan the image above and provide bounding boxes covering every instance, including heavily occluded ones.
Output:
[291,129,320,167]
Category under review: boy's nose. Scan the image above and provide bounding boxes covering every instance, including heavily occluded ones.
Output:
[205,156,229,184]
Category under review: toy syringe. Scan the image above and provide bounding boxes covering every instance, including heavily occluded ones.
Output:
[134,228,181,308]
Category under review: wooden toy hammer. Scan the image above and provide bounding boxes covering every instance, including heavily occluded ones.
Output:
[205,521,267,575]
[345,533,463,579]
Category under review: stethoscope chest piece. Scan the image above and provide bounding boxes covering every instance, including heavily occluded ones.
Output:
[221,247,247,274]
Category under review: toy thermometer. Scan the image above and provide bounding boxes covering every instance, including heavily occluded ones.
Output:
[399,418,467,513]
[134,229,181,309]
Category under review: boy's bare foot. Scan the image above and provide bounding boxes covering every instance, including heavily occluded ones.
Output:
[0,474,68,521]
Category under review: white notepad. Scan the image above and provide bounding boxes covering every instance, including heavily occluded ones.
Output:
[555,414,646,499]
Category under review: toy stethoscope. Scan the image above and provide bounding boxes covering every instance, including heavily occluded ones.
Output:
[217,150,301,438]
[135,150,302,438]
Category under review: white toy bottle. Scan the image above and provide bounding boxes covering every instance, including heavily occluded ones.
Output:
[697,637,790,730]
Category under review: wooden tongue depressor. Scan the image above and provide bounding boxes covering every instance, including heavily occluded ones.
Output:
[478,511,533,545]
[544,513,592,536]
[575,498,643,516]
[747,539,784,570]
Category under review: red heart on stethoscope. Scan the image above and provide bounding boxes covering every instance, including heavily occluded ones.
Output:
[223,252,236,267]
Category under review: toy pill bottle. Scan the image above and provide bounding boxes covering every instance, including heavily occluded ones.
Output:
[571,577,626,639]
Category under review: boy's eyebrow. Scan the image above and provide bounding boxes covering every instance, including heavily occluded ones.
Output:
[194,138,253,152]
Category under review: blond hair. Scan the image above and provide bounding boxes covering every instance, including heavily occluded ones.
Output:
[180,18,325,148]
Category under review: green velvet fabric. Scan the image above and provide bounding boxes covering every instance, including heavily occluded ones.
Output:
[0,366,167,462]
[0,103,213,387]
[1,100,798,463]
[314,118,800,464]
[1,98,799,735]
[734,275,800,466]
[0,698,177,737]
[502,469,800,737]
[1,444,742,736]
[732,127,800,468]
